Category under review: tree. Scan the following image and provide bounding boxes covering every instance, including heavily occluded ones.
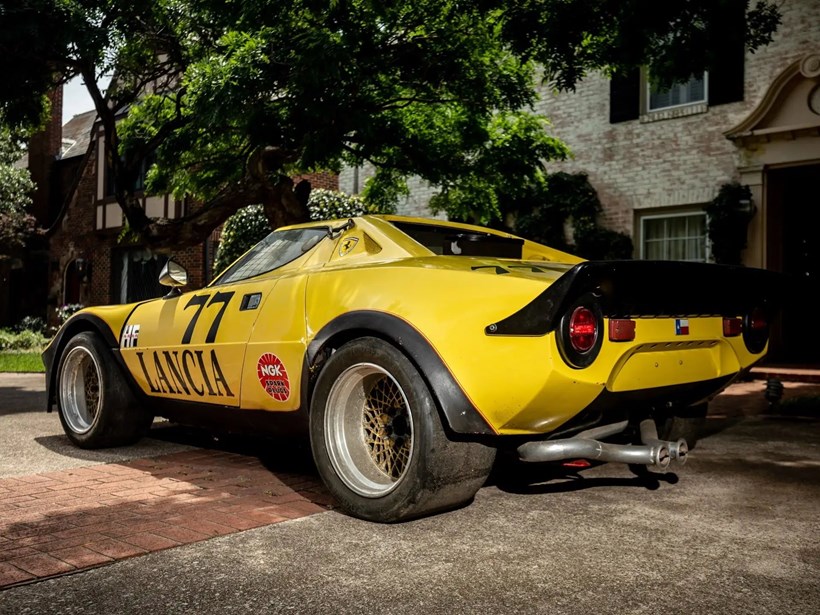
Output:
[0,125,38,259]
[0,1,781,249]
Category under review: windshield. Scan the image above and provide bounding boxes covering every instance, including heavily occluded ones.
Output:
[214,228,326,285]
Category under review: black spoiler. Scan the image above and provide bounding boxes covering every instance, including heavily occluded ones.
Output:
[487,260,789,336]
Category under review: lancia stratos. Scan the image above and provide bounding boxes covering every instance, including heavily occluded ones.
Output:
[42,215,782,522]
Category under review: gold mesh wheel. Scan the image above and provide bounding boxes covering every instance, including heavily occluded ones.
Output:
[59,346,102,435]
[325,363,414,497]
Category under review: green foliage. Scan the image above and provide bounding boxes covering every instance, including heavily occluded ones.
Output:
[0,123,37,258]
[503,172,633,260]
[0,328,49,351]
[56,303,84,324]
[0,1,782,246]
[427,113,570,224]
[13,316,48,335]
[308,189,372,222]
[704,182,755,265]
[212,189,374,277]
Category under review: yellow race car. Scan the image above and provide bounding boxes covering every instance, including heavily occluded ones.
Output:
[43,215,782,522]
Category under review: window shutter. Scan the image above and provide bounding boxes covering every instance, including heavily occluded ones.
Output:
[708,0,745,106]
[609,68,640,123]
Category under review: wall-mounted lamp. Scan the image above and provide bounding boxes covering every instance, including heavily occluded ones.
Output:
[737,198,755,215]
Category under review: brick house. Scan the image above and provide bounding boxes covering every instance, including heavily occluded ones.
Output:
[341,1,819,365]
[13,94,337,326]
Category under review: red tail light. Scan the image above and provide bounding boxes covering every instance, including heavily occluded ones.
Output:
[569,306,598,352]
[559,298,603,369]
[743,307,770,354]
[748,308,768,331]
[723,317,742,337]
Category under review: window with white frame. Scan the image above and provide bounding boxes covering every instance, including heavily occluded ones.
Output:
[647,72,707,112]
[640,212,707,262]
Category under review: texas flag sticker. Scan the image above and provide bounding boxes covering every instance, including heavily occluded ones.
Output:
[675,319,690,335]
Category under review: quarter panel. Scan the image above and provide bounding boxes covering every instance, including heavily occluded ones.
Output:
[240,274,309,411]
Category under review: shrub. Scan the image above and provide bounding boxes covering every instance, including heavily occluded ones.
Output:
[509,172,633,259]
[212,205,271,278]
[13,315,48,334]
[56,303,84,324]
[308,188,368,221]
[0,328,49,351]
[704,182,755,265]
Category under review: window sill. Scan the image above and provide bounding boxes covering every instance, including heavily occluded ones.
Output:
[640,102,708,123]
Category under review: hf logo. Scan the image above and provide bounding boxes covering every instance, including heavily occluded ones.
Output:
[121,324,140,348]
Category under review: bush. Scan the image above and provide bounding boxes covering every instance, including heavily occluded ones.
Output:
[308,188,368,221]
[213,189,375,277]
[56,303,84,324]
[509,172,633,259]
[13,315,48,335]
[0,328,49,351]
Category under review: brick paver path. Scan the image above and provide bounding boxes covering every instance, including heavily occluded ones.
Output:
[0,449,333,588]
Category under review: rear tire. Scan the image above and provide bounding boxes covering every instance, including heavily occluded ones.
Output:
[309,337,496,522]
[56,331,152,449]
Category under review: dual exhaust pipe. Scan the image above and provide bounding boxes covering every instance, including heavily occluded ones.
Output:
[518,419,688,472]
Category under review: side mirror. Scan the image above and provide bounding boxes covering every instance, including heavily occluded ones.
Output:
[158,260,188,298]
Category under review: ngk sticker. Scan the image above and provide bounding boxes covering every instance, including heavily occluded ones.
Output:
[257,353,290,401]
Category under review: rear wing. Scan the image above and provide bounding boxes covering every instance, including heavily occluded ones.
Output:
[486,260,788,336]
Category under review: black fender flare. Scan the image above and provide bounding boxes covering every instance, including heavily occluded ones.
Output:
[304,311,496,436]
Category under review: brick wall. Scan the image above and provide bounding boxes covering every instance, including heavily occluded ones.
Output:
[27,88,63,225]
[296,171,338,192]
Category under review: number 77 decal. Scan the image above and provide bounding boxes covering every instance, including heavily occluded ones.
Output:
[181,291,235,344]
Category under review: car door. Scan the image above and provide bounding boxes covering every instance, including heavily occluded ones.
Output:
[120,278,275,407]
[120,226,331,409]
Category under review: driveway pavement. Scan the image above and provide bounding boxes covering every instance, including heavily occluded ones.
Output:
[1,373,819,614]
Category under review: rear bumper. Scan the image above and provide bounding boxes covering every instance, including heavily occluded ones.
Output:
[537,372,739,441]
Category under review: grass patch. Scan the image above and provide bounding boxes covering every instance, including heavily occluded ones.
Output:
[0,352,45,373]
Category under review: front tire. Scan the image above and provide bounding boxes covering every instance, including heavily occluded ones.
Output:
[310,337,496,522]
[56,331,152,449]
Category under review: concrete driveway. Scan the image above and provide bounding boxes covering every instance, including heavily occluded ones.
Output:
[1,374,818,614]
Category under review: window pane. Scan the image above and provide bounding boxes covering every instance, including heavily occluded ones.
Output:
[642,214,707,262]
[649,73,706,110]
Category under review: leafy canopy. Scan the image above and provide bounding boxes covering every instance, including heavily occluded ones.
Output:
[0,124,38,258]
[0,1,781,247]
